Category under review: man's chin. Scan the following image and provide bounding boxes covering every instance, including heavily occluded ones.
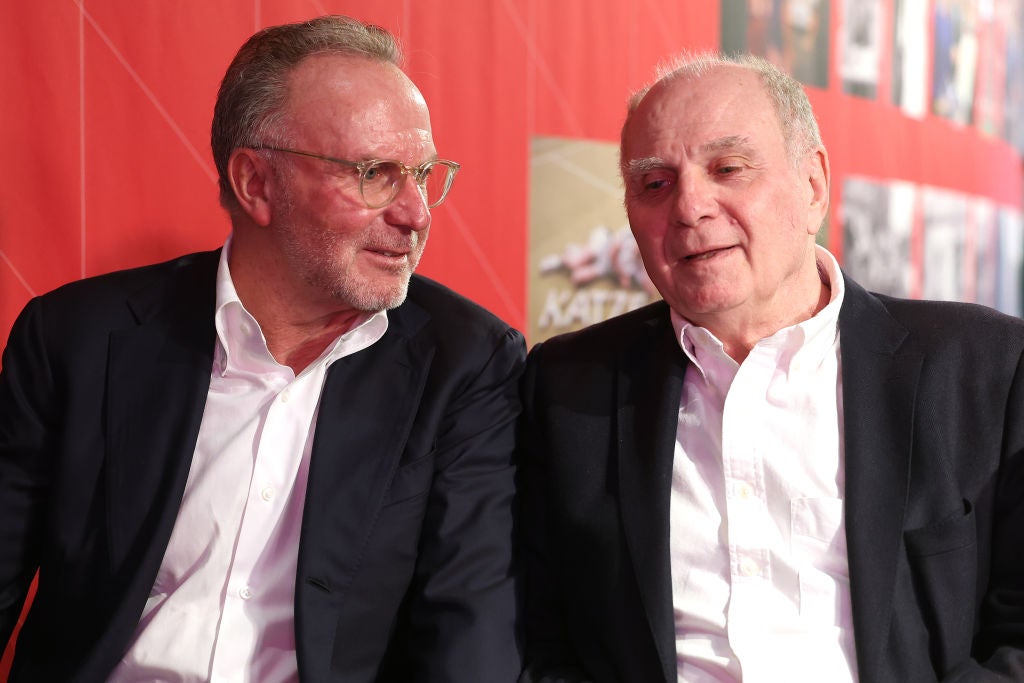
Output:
[335,274,412,312]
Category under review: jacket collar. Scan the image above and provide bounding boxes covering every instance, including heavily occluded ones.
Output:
[837,276,920,681]
[614,303,687,683]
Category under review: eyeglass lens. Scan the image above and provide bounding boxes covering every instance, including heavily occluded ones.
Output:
[361,161,454,209]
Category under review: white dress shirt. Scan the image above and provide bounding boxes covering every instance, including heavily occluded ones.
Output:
[669,247,858,682]
[109,240,388,682]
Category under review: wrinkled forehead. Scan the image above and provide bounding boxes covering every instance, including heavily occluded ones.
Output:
[623,65,778,156]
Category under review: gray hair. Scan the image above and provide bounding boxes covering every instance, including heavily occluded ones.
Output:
[621,52,822,166]
[211,15,403,210]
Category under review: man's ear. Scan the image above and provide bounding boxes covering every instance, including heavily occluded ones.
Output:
[806,146,830,236]
[227,148,273,226]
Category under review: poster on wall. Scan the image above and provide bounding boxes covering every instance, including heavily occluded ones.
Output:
[892,0,930,116]
[527,137,659,344]
[973,0,1006,137]
[922,186,969,302]
[841,176,917,298]
[931,0,979,124]
[998,207,1024,314]
[720,0,831,88]
[1006,0,1024,151]
[972,198,1000,307]
[842,177,1023,317]
[839,0,883,99]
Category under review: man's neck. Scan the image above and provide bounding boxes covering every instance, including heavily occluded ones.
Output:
[262,311,364,374]
[701,272,831,364]
[228,233,363,374]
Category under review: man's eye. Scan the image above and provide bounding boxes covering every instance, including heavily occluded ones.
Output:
[635,174,674,194]
[715,165,740,175]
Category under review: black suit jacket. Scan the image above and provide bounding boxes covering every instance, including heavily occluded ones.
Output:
[0,249,526,682]
[519,277,1024,682]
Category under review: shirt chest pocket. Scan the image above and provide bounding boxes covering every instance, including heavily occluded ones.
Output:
[382,451,435,505]
[791,496,852,625]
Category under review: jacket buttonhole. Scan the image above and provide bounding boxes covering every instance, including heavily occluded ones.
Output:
[306,576,332,593]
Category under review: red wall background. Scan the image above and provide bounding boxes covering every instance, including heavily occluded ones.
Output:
[0,1,723,354]
[2,1,1022,348]
[2,0,1022,677]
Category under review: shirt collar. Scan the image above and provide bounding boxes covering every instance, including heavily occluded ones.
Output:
[212,236,389,378]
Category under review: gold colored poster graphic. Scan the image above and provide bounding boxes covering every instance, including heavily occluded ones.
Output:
[528,136,659,344]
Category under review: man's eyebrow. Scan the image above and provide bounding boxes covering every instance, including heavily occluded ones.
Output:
[624,136,754,176]
[623,157,667,175]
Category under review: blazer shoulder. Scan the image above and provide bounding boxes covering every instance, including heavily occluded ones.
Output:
[532,299,672,363]
[13,250,220,345]
[37,250,220,311]
[875,293,1024,351]
[842,277,1024,360]
[878,294,1024,329]
[405,274,523,346]
[394,276,526,381]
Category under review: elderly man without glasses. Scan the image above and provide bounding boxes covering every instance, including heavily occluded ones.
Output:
[519,52,1024,682]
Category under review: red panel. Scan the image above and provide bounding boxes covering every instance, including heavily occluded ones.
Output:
[530,2,720,140]
[3,0,1022,351]
[0,4,84,324]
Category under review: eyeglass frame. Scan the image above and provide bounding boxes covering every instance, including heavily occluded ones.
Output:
[252,145,460,209]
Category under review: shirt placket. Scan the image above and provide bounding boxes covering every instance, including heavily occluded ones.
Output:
[208,371,312,682]
[721,352,774,669]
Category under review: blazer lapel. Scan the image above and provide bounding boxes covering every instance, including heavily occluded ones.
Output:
[294,301,433,677]
[104,252,218,572]
[838,279,921,681]
[94,251,220,672]
[616,308,688,683]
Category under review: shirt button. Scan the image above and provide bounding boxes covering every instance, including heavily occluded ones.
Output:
[280,389,291,403]
[239,322,252,336]
[261,486,275,502]
[738,483,754,500]
[740,558,760,577]
[239,586,252,600]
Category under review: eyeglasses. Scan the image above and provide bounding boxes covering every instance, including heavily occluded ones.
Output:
[255,146,460,209]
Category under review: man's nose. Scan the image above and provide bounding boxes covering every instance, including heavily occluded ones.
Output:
[385,175,431,231]
[672,171,717,227]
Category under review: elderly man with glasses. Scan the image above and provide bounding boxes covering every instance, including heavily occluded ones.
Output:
[0,15,524,683]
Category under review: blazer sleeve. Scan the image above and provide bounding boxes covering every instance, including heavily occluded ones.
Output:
[517,342,594,683]
[943,349,1024,682]
[0,298,53,645]
[395,326,527,683]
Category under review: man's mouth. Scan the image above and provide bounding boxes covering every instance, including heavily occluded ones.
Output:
[369,248,406,257]
[685,245,734,261]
